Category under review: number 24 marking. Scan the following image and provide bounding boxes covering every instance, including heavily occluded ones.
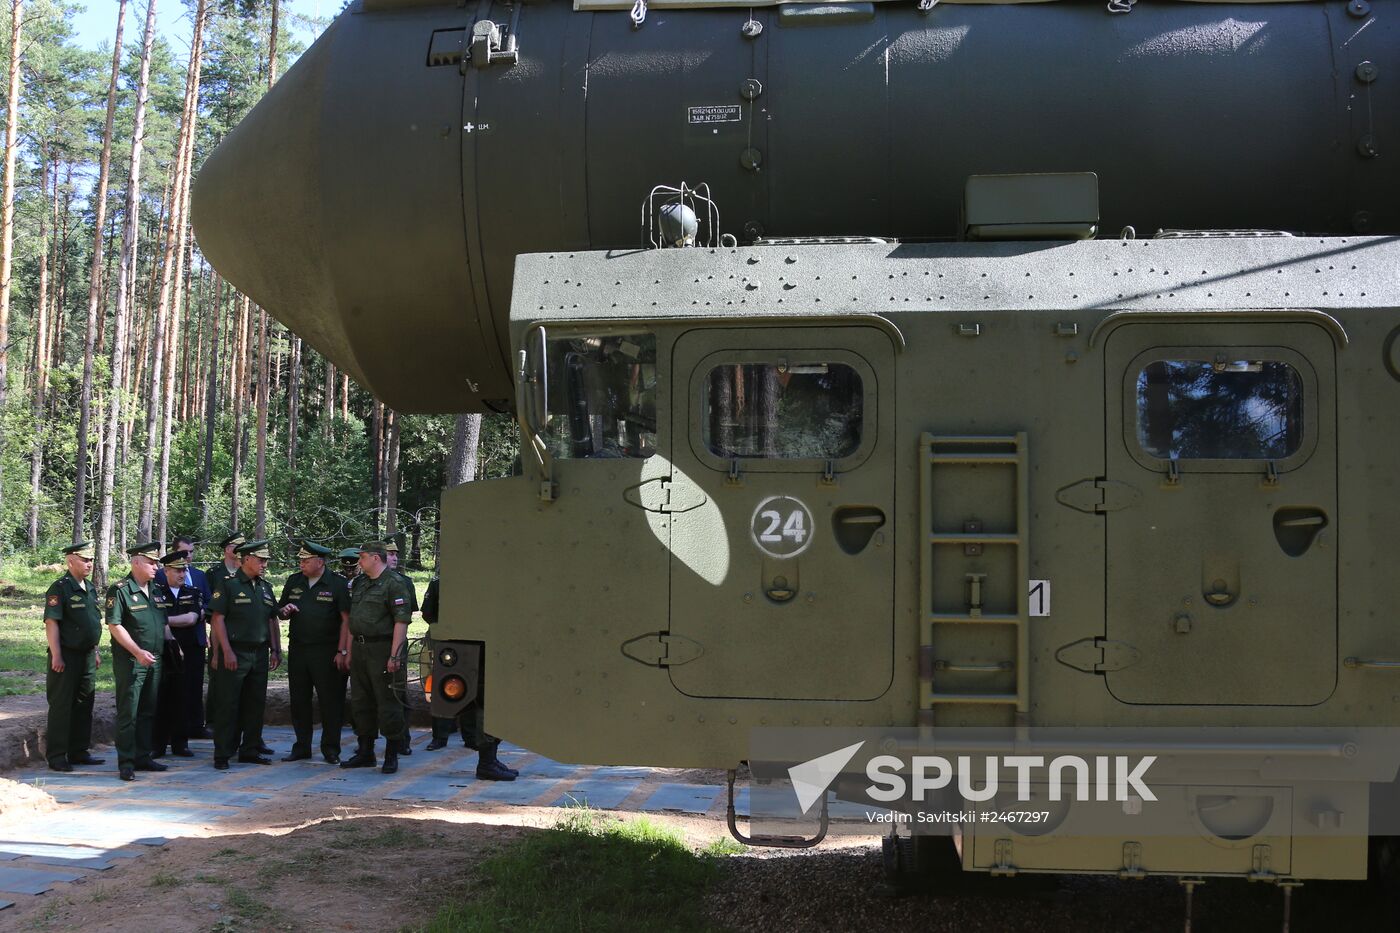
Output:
[760,509,807,544]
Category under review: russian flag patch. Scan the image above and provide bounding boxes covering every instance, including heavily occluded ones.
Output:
[393,598,405,606]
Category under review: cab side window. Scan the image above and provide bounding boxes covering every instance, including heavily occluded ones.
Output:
[544,333,658,459]
[1136,359,1303,460]
[703,362,863,460]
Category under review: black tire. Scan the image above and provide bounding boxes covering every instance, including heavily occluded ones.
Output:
[881,832,961,893]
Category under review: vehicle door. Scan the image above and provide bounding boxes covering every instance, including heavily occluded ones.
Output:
[1102,320,1338,705]
[664,324,897,701]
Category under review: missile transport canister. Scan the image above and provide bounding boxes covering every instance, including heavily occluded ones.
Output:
[192,0,1400,412]
[193,0,1400,890]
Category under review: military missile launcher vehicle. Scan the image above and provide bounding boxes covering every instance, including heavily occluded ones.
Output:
[193,0,1400,902]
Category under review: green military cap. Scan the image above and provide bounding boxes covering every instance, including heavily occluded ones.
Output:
[127,541,161,561]
[359,541,388,558]
[381,537,399,553]
[337,547,361,563]
[63,540,95,559]
[236,539,272,559]
[160,551,190,569]
[220,531,247,550]
[298,540,334,559]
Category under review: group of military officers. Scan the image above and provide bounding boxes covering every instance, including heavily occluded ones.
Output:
[43,533,517,782]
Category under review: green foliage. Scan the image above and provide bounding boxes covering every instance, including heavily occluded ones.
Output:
[419,810,729,933]
[0,1,524,581]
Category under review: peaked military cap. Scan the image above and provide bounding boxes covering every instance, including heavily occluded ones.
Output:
[381,537,399,553]
[236,539,272,559]
[338,547,361,562]
[160,551,190,569]
[298,540,333,560]
[63,541,95,559]
[359,541,388,558]
[127,541,161,560]
[220,531,247,550]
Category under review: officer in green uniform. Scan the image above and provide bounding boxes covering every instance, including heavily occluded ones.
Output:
[278,541,351,764]
[336,548,361,583]
[106,542,168,781]
[383,537,417,756]
[341,541,412,775]
[43,541,106,772]
[206,532,245,594]
[421,576,516,780]
[207,539,281,769]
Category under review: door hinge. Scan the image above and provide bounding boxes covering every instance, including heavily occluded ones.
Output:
[1119,842,1147,879]
[620,632,704,667]
[469,19,518,69]
[1055,636,1141,674]
[1055,478,1140,514]
[623,477,708,514]
[990,838,1017,876]
[1248,844,1274,881]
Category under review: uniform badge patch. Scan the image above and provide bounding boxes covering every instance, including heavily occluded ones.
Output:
[105,596,115,609]
[47,594,60,607]
[393,597,405,606]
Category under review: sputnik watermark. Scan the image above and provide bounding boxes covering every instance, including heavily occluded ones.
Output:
[866,754,1157,804]
[787,741,1157,816]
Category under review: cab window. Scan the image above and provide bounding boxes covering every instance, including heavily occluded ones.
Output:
[703,362,862,459]
[544,333,657,459]
[1136,359,1303,460]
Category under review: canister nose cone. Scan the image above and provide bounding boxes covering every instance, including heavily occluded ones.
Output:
[191,3,509,414]
[191,26,365,388]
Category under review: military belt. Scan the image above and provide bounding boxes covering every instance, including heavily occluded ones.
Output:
[230,640,268,649]
[352,634,391,643]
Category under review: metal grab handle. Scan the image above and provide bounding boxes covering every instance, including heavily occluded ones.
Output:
[1344,657,1400,670]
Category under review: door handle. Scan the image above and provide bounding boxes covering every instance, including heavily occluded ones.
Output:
[1344,657,1400,670]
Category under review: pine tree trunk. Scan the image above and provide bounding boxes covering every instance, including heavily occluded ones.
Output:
[0,0,24,525]
[156,0,206,546]
[287,332,300,512]
[97,0,157,583]
[384,408,400,537]
[370,399,384,536]
[340,373,349,420]
[254,307,269,537]
[50,162,72,382]
[446,413,481,487]
[27,153,50,548]
[188,259,204,421]
[198,274,222,528]
[322,360,335,438]
[229,294,248,531]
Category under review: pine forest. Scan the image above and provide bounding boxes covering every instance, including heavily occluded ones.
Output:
[0,0,517,582]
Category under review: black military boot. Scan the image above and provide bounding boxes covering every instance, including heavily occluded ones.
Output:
[340,737,376,769]
[475,742,517,782]
[381,747,399,775]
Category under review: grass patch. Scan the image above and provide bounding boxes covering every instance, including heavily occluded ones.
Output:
[418,808,729,933]
[701,836,747,858]
[150,871,181,888]
[359,825,416,849]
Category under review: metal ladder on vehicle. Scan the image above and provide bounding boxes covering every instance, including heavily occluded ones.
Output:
[918,433,1030,728]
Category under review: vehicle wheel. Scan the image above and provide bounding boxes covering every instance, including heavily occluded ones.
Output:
[881,832,961,893]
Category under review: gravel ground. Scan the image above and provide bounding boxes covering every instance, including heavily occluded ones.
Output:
[708,845,1400,932]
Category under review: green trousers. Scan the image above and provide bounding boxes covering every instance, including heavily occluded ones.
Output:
[287,641,347,757]
[46,646,96,766]
[112,651,161,769]
[208,644,269,760]
[349,639,405,743]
